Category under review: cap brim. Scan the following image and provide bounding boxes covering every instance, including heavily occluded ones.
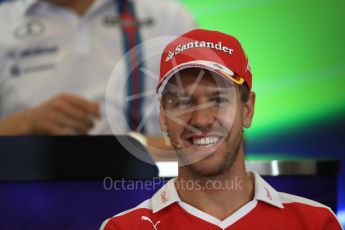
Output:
[157,60,245,95]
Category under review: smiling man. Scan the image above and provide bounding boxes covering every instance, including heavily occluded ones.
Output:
[101,29,342,230]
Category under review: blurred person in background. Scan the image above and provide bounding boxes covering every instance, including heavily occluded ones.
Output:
[0,0,196,137]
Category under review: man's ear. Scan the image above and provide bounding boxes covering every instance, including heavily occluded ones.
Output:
[242,91,255,128]
[159,103,168,133]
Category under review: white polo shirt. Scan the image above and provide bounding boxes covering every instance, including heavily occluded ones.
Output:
[101,172,343,229]
[0,0,196,134]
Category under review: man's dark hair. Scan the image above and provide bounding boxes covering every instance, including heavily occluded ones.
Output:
[239,83,250,103]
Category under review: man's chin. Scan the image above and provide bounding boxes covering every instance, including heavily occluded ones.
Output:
[179,152,226,177]
[187,160,227,178]
[176,149,215,166]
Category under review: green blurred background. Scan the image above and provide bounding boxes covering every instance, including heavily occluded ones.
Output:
[182,0,345,138]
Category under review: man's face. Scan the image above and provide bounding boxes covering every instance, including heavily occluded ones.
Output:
[160,68,255,177]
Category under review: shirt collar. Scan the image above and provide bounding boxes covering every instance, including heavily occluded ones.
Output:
[152,171,284,213]
[152,178,180,213]
[252,171,284,208]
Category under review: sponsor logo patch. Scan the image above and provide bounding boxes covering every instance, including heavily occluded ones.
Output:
[14,19,45,40]
[166,41,234,62]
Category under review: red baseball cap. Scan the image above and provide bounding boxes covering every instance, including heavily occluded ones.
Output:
[157,29,252,94]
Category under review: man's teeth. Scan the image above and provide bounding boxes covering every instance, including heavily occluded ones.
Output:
[192,137,220,146]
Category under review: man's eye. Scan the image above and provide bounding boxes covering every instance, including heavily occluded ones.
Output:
[214,97,229,105]
[176,98,191,108]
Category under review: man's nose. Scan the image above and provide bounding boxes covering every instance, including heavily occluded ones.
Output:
[189,106,215,129]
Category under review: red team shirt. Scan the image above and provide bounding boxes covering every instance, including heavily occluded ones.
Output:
[101,172,342,230]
